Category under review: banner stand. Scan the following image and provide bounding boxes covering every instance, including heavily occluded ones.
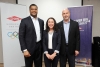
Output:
[0,2,27,67]
[68,6,93,67]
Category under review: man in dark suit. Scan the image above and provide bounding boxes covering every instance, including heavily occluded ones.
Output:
[57,8,80,67]
[19,4,44,67]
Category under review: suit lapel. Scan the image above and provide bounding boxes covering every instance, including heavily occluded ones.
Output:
[60,21,66,42]
[28,16,35,31]
[52,31,55,42]
[28,17,42,33]
[60,20,73,43]
[46,31,48,44]
[68,19,73,37]
[38,18,42,33]
[61,21,65,35]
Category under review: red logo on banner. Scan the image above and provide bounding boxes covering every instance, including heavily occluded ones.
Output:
[7,16,22,21]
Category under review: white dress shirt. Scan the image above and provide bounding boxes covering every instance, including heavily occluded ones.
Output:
[48,32,53,49]
[30,16,41,42]
[63,19,70,43]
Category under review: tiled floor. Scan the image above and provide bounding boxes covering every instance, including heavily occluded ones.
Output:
[0,63,83,67]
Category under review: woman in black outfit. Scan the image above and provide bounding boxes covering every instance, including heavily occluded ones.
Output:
[43,17,61,67]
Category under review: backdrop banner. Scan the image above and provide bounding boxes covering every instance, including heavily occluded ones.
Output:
[0,2,26,67]
[68,6,93,66]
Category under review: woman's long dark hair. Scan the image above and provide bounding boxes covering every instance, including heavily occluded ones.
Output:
[45,17,58,32]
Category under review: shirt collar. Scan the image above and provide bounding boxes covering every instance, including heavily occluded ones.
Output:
[30,15,38,20]
[63,19,70,24]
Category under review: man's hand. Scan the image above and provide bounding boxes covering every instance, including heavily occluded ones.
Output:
[75,50,79,56]
[46,53,51,59]
[23,50,31,57]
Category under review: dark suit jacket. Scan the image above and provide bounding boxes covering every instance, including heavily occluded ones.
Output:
[43,30,61,54]
[57,19,80,55]
[19,16,44,55]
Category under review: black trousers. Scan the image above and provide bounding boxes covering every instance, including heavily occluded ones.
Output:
[44,49,59,67]
[60,46,75,67]
[94,53,100,67]
[24,42,42,67]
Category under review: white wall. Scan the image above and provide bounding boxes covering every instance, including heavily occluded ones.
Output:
[0,20,3,63]
[0,0,16,4]
[18,0,81,23]
[83,0,100,41]
[0,0,16,64]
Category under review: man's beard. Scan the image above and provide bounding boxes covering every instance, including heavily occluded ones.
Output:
[31,14,37,18]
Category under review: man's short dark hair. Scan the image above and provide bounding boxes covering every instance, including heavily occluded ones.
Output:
[29,4,38,9]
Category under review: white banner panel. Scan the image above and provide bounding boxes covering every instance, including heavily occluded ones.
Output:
[0,3,27,67]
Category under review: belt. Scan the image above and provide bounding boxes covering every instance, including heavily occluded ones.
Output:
[66,43,68,45]
[66,43,68,47]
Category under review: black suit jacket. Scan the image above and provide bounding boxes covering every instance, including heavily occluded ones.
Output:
[19,16,44,55]
[57,19,80,55]
[43,30,61,54]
